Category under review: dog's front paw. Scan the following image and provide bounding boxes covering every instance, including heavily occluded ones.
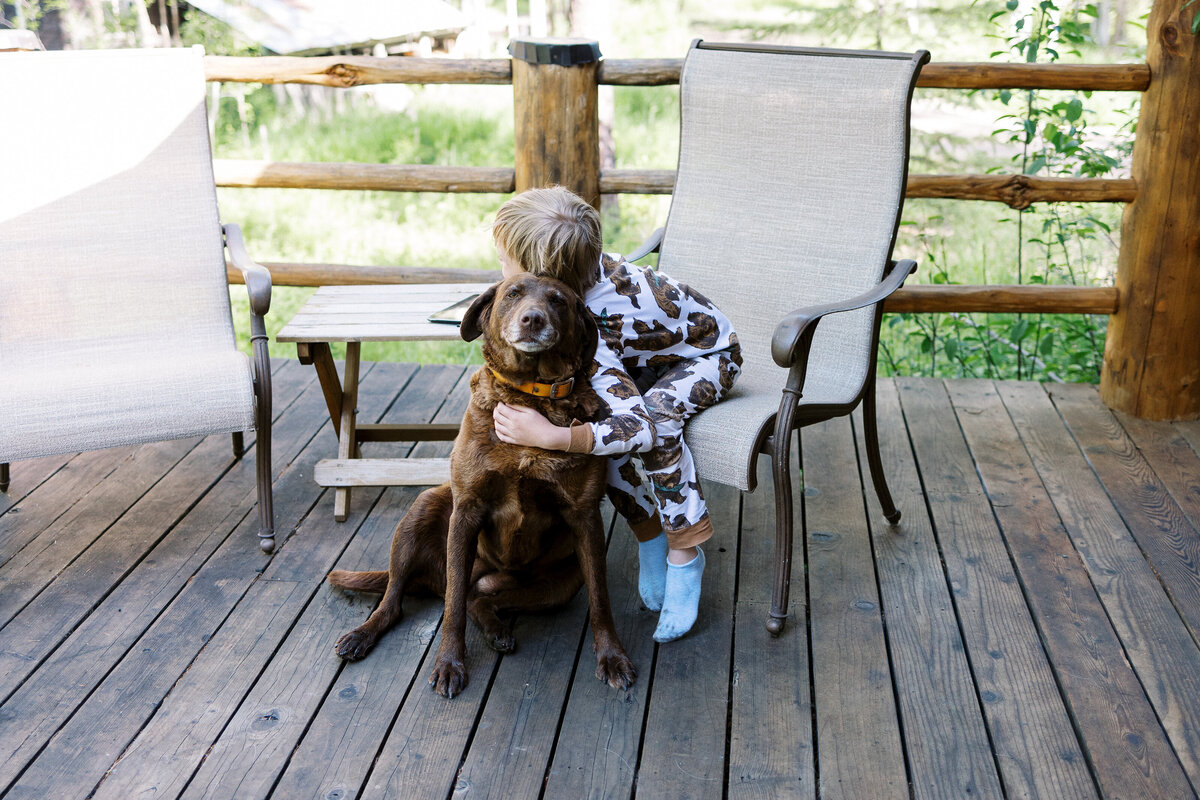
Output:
[429,657,469,698]
[595,648,637,690]
[335,628,377,661]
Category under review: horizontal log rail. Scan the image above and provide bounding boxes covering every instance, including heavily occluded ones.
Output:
[907,174,1136,208]
[204,55,1150,92]
[227,262,1116,315]
[214,161,516,193]
[205,55,512,86]
[883,284,1118,315]
[227,262,501,286]
[213,161,1136,208]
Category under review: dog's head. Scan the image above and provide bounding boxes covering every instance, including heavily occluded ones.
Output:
[461,273,598,382]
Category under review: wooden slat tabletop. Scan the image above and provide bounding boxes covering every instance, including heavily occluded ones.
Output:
[276,283,496,343]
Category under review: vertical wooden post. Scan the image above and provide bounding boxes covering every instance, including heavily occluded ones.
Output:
[1100,0,1200,419]
[509,37,602,209]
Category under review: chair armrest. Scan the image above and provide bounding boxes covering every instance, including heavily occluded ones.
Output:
[626,226,665,263]
[770,259,916,368]
[224,224,272,318]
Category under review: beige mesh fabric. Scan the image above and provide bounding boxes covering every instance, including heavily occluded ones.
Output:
[0,48,254,463]
[658,46,919,490]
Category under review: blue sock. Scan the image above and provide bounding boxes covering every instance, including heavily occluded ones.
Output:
[638,533,668,611]
[654,548,704,643]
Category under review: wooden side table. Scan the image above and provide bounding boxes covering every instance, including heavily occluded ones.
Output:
[276,283,492,520]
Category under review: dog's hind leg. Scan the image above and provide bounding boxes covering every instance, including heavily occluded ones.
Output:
[468,562,584,653]
[335,485,452,661]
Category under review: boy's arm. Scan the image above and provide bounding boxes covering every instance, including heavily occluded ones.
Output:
[577,342,656,456]
[491,341,657,455]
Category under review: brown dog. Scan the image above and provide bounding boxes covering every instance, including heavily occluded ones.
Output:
[328,273,637,698]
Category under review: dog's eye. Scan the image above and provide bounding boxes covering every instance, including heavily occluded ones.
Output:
[548,293,566,306]
[506,288,522,299]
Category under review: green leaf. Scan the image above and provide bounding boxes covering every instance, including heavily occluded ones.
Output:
[1039,333,1057,355]
[1010,319,1031,341]
[1007,0,1019,9]
[1065,98,1084,122]
[945,338,960,360]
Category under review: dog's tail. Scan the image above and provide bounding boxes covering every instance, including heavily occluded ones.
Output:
[328,569,390,594]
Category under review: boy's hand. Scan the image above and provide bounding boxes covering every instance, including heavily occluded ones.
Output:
[493,403,571,451]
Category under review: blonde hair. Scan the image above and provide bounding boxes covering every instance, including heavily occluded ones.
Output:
[492,186,602,298]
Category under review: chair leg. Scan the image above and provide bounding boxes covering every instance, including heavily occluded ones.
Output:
[1,463,9,493]
[863,378,901,525]
[232,431,245,459]
[768,393,799,637]
[252,335,275,554]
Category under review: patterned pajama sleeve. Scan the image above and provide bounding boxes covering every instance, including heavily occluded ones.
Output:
[583,340,656,457]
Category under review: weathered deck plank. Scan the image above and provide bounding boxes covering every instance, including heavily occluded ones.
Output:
[949,379,1194,800]
[804,416,907,800]
[898,377,1098,800]
[634,480,740,800]
[79,363,424,800]
[0,360,320,794]
[1000,380,1200,788]
[542,517,658,800]
[0,453,77,519]
[174,366,470,800]
[727,456,814,800]
[452,510,618,800]
[267,366,469,800]
[3,373,1200,800]
[1050,383,1200,640]
[5,363,397,799]
[856,382,1004,800]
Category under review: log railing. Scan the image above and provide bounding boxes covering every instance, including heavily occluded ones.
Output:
[212,161,1138,209]
[209,0,1200,418]
[205,56,1150,91]
[214,54,1137,316]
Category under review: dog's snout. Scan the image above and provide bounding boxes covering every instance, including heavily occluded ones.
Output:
[521,308,547,332]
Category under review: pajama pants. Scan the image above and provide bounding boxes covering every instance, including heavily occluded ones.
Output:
[605,346,741,550]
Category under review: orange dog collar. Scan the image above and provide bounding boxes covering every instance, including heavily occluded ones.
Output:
[488,367,574,399]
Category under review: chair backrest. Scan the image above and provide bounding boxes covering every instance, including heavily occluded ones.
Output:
[0,47,234,373]
[659,42,927,404]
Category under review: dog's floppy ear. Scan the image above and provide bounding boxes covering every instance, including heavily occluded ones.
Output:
[460,283,499,342]
[574,294,599,371]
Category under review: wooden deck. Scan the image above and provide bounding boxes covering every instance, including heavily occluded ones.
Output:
[3,359,1200,800]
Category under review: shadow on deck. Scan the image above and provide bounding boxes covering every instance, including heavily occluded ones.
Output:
[2,358,1200,799]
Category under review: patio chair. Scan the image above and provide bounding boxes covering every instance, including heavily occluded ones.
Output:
[0,47,277,552]
[629,41,929,634]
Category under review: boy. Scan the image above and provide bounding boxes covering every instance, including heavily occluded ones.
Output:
[489,187,741,642]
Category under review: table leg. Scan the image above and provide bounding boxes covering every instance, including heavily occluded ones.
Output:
[334,342,361,522]
[297,342,345,439]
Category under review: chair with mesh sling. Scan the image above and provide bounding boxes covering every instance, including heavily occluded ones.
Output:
[628,41,930,634]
